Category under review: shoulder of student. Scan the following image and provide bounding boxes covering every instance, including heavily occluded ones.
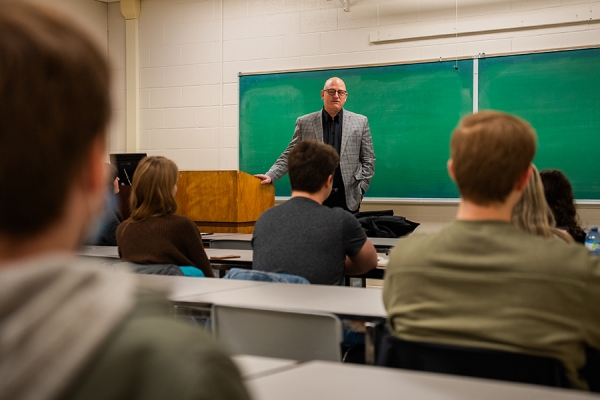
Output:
[387,223,599,281]
[165,214,200,231]
[67,289,250,400]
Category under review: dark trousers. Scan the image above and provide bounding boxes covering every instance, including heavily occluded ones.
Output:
[323,187,359,214]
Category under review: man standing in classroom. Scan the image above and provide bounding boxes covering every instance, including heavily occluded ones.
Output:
[255,77,375,213]
[383,111,600,390]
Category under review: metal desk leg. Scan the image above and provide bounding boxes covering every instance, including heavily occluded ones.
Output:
[365,321,377,365]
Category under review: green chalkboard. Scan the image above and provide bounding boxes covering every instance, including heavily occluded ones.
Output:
[239,60,473,199]
[239,47,600,199]
[478,47,600,200]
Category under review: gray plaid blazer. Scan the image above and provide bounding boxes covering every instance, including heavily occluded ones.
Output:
[266,109,375,211]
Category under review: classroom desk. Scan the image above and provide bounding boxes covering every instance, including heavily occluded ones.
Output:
[370,237,400,254]
[175,281,386,320]
[136,274,269,301]
[79,245,119,258]
[232,355,298,379]
[77,246,387,279]
[206,249,253,266]
[173,282,386,364]
[204,233,399,254]
[77,246,253,265]
[201,233,252,246]
[246,361,599,400]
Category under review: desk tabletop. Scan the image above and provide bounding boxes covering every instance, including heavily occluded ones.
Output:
[136,274,269,300]
[232,355,298,379]
[176,281,386,319]
[369,237,400,247]
[205,248,253,264]
[201,233,253,246]
[246,361,598,400]
[205,233,399,252]
[77,246,254,264]
[79,246,119,258]
[78,246,386,274]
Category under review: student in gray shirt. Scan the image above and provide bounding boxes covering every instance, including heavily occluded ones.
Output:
[252,139,378,285]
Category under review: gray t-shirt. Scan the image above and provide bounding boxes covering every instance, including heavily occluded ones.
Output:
[251,197,367,285]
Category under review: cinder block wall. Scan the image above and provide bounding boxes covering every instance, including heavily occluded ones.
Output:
[107,0,600,231]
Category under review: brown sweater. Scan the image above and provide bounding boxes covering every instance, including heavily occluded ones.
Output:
[116,214,213,277]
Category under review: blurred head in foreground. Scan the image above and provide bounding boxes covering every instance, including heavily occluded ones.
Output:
[0,0,111,260]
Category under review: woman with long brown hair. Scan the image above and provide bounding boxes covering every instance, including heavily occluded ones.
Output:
[117,156,213,277]
[540,169,586,244]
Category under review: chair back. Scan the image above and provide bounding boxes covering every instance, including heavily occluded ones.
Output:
[212,304,342,362]
[581,345,600,392]
[209,239,252,250]
[224,268,309,284]
[377,333,571,388]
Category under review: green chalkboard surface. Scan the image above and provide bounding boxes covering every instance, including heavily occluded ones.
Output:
[239,47,600,200]
[239,60,473,199]
[479,48,600,200]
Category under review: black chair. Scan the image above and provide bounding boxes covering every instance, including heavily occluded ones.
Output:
[581,345,600,392]
[376,332,571,388]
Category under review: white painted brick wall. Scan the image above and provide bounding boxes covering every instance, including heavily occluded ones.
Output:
[165,65,197,86]
[107,3,125,154]
[165,108,197,128]
[140,67,165,88]
[105,0,600,221]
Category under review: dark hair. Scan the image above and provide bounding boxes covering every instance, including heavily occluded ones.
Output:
[540,169,586,242]
[106,163,118,187]
[0,2,111,237]
[451,111,537,205]
[288,139,339,194]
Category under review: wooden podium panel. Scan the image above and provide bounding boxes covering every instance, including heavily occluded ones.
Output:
[175,171,275,234]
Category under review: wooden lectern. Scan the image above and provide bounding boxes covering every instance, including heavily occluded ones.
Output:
[174,170,275,234]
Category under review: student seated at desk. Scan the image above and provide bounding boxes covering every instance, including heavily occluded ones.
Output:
[383,111,600,390]
[540,169,586,244]
[252,139,378,285]
[511,165,573,243]
[89,163,122,246]
[117,156,214,277]
[0,4,248,399]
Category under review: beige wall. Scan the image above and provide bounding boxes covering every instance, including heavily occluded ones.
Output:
[102,0,600,232]
[29,0,108,48]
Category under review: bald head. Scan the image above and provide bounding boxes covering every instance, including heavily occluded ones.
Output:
[321,77,348,117]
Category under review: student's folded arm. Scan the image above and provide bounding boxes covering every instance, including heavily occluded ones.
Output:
[344,239,378,276]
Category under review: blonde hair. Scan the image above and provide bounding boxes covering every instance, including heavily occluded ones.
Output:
[511,165,573,243]
[129,156,178,221]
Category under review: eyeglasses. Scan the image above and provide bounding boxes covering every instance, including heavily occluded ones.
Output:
[323,89,347,97]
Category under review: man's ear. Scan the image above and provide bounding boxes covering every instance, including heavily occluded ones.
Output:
[515,165,533,191]
[447,159,456,182]
[324,174,333,189]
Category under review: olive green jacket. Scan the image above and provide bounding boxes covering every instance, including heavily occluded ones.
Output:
[65,288,251,400]
[384,220,600,390]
